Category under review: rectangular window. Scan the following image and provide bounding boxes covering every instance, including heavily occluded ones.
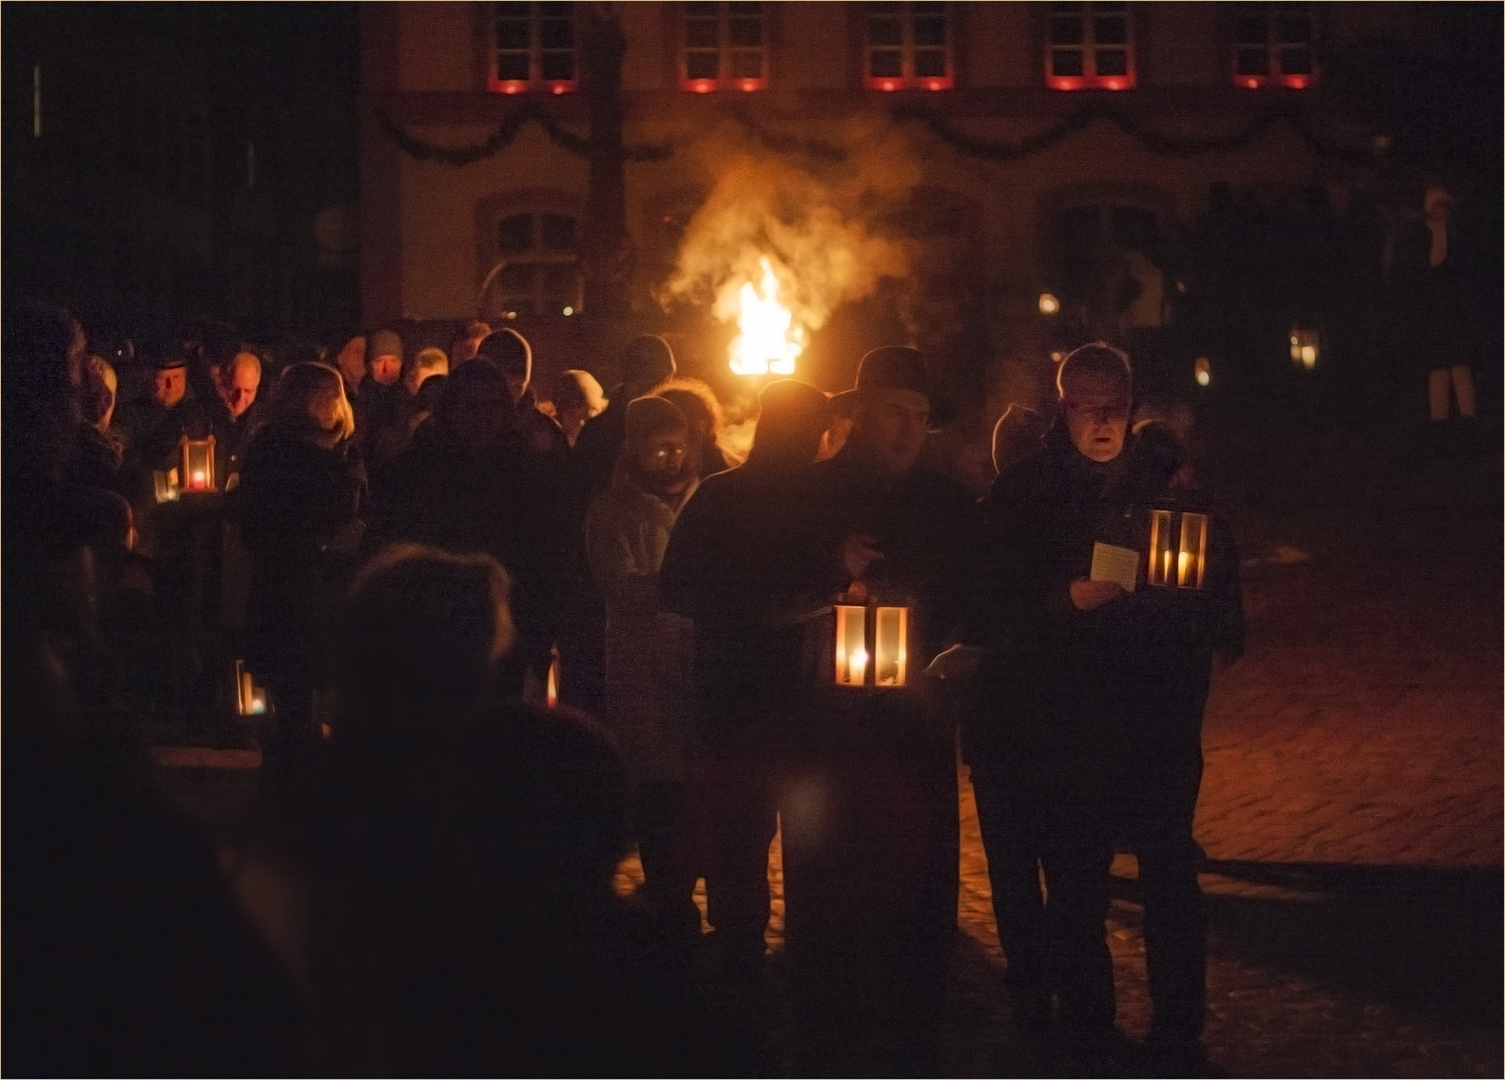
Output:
[1232,2,1316,88]
[681,2,767,92]
[865,2,953,91]
[492,211,583,317]
[1046,2,1135,90]
[490,2,579,94]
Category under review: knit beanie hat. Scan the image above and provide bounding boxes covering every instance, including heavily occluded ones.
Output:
[625,394,687,445]
[367,328,404,364]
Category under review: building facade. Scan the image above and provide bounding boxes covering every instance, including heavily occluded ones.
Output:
[360,2,1420,396]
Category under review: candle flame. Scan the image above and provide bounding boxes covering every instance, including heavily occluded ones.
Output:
[728,257,803,377]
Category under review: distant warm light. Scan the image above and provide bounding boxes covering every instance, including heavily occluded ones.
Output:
[738,79,762,92]
[880,80,897,91]
[562,306,574,316]
[1038,293,1060,316]
[689,79,715,93]
[505,311,518,321]
[501,83,524,94]
[926,80,944,91]
[32,64,41,139]
[1175,280,1187,293]
[1051,351,1066,363]
[1194,357,1211,386]
[1290,328,1320,369]
[1239,77,1260,89]
[729,256,802,377]
[551,83,567,95]
[1284,75,1309,89]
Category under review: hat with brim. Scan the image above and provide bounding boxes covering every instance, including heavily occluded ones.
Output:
[831,346,957,431]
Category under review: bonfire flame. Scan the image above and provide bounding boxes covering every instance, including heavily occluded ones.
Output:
[728,257,803,377]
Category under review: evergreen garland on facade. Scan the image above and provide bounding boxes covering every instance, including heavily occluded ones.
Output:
[376,99,1372,169]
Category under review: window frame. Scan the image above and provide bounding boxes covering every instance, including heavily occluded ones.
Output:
[487,1,581,96]
[863,2,955,92]
[679,2,770,93]
[1230,1,1318,89]
[486,208,585,319]
[1043,2,1136,92]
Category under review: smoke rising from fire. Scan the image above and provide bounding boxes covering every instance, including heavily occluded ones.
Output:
[657,115,921,357]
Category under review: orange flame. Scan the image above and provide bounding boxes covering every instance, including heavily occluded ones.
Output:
[728,257,803,377]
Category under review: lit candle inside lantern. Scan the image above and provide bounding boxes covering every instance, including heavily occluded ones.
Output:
[249,689,267,714]
[1177,550,1189,585]
[180,436,217,492]
[849,649,868,686]
[1163,549,1172,583]
[240,671,255,715]
[545,652,559,709]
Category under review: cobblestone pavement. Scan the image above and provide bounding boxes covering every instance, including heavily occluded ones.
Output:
[622,460,1505,1077]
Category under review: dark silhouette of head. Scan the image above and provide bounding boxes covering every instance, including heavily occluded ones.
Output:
[436,358,517,452]
[621,334,675,393]
[749,379,830,466]
[337,543,514,745]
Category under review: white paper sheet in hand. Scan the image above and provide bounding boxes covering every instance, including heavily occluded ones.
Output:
[1090,542,1139,592]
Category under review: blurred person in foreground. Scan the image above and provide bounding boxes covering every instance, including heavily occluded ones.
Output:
[235,543,715,1074]
[660,380,831,990]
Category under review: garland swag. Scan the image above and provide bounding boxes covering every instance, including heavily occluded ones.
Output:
[376,99,1370,169]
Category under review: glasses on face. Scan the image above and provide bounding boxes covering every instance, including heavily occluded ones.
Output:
[1064,402,1130,424]
[647,445,686,466]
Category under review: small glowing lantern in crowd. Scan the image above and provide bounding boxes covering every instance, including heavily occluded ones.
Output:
[153,468,181,503]
[545,647,561,709]
[834,596,909,688]
[1194,357,1212,386]
[180,436,217,492]
[1289,327,1319,370]
[1146,510,1209,589]
[235,659,268,716]
[1038,292,1060,316]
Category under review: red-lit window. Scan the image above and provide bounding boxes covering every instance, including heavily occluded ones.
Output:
[486,211,584,318]
[681,2,767,92]
[1046,2,1135,90]
[1232,2,1316,89]
[865,2,953,92]
[489,2,579,95]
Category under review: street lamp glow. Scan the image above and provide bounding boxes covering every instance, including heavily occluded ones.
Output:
[1038,292,1060,316]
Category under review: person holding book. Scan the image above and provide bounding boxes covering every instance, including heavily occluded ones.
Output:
[969,343,1242,1075]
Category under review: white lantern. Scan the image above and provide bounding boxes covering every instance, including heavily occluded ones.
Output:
[834,599,909,688]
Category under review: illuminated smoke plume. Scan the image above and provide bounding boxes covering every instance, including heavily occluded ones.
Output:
[657,115,920,374]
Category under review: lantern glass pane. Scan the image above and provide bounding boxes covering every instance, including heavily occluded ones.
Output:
[1178,512,1209,588]
[835,605,868,686]
[1148,508,1174,586]
[184,439,214,490]
[874,606,908,687]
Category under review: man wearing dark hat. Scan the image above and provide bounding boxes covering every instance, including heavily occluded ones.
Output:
[355,327,409,469]
[660,380,833,986]
[123,346,212,482]
[782,347,977,1073]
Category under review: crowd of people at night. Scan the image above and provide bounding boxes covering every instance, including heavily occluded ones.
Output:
[6,297,1244,1078]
